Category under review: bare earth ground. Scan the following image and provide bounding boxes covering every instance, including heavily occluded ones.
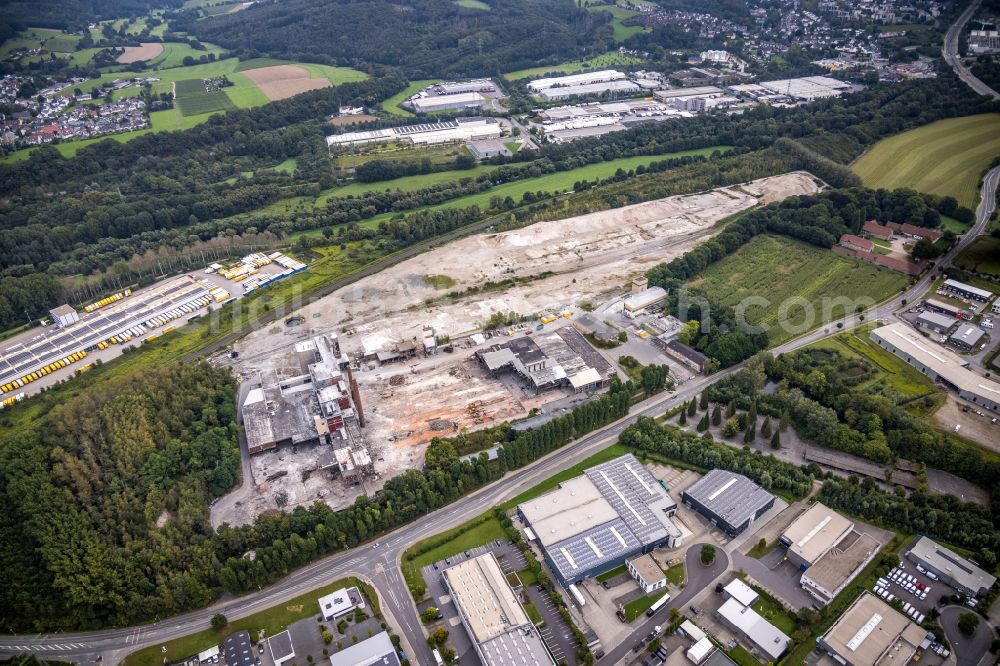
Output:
[241,65,332,100]
[115,42,164,63]
[219,173,817,524]
[330,114,381,126]
[933,396,1000,454]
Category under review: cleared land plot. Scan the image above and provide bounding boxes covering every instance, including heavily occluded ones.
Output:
[852,114,1000,210]
[240,64,331,100]
[954,235,1000,277]
[687,235,908,345]
[116,42,164,63]
[505,51,642,80]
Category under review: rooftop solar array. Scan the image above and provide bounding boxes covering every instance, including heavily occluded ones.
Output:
[585,454,677,544]
[0,277,209,387]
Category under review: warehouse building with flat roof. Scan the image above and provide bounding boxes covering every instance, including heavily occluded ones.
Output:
[801,532,882,606]
[870,323,1000,412]
[681,469,775,537]
[527,69,627,92]
[623,286,667,317]
[780,502,854,568]
[942,278,994,303]
[328,631,400,666]
[716,598,790,661]
[905,536,997,597]
[442,552,554,665]
[409,91,487,113]
[518,453,681,586]
[915,310,958,335]
[948,323,986,350]
[817,593,929,666]
[538,80,642,101]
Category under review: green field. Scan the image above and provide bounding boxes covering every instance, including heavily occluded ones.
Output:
[401,516,507,593]
[123,577,378,666]
[505,51,642,80]
[176,89,236,116]
[852,114,1000,210]
[381,79,440,116]
[360,146,729,228]
[454,0,491,8]
[586,4,650,41]
[954,235,1000,277]
[810,325,938,400]
[688,235,908,345]
[622,590,667,621]
[317,164,499,204]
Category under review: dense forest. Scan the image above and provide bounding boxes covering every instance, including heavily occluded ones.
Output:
[0,0,181,28]
[0,368,635,629]
[173,0,605,78]
[706,351,1000,512]
[0,362,239,628]
[646,187,965,368]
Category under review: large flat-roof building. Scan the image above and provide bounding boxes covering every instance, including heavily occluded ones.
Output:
[623,286,667,317]
[942,279,994,303]
[527,69,627,92]
[716,598,790,661]
[442,552,554,665]
[326,118,501,148]
[905,536,997,597]
[870,323,1000,413]
[518,453,681,586]
[476,327,614,394]
[759,75,852,100]
[817,593,929,666]
[801,532,882,606]
[780,502,854,569]
[681,469,775,537]
[328,631,400,666]
[538,80,642,101]
[409,91,487,113]
[948,323,986,350]
[915,310,958,334]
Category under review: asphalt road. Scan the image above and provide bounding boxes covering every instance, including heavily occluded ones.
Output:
[943,0,1000,100]
[939,606,993,666]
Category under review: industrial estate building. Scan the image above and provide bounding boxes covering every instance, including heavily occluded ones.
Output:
[817,593,930,666]
[870,323,1000,412]
[318,586,365,621]
[527,69,627,92]
[681,469,775,537]
[716,597,790,661]
[915,310,958,334]
[409,91,487,113]
[241,332,375,490]
[477,327,615,394]
[779,503,882,605]
[627,553,666,594]
[948,323,986,350]
[758,75,852,100]
[442,552,554,666]
[49,304,80,328]
[223,631,255,666]
[538,80,642,101]
[624,286,668,317]
[518,453,681,586]
[942,278,994,303]
[326,118,501,148]
[905,536,997,597]
[923,298,968,319]
[266,631,295,666]
[328,632,400,666]
[1,275,213,394]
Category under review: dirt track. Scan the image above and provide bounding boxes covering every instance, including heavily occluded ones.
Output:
[241,65,331,100]
[115,42,164,63]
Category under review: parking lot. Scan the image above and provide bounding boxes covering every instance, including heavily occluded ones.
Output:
[417,539,578,665]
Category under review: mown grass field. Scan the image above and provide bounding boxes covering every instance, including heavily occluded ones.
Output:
[380,79,440,116]
[852,114,1000,210]
[687,235,908,345]
[453,0,491,8]
[123,577,378,666]
[954,235,1000,277]
[317,164,500,203]
[504,51,642,80]
[586,4,650,41]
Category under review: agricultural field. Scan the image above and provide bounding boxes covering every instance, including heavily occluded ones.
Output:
[380,79,440,116]
[954,235,1000,277]
[316,164,500,204]
[173,79,236,116]
[453,0,491,8]
[687,235,908,345]
[852,114,1000,210]
[504,50,643,80]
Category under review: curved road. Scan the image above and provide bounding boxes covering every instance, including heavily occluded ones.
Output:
[943,0,1000,100]
[939,606,993,666]
[3,165,996,666]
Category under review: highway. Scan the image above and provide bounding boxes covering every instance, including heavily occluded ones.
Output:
[943,0,1000,100]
